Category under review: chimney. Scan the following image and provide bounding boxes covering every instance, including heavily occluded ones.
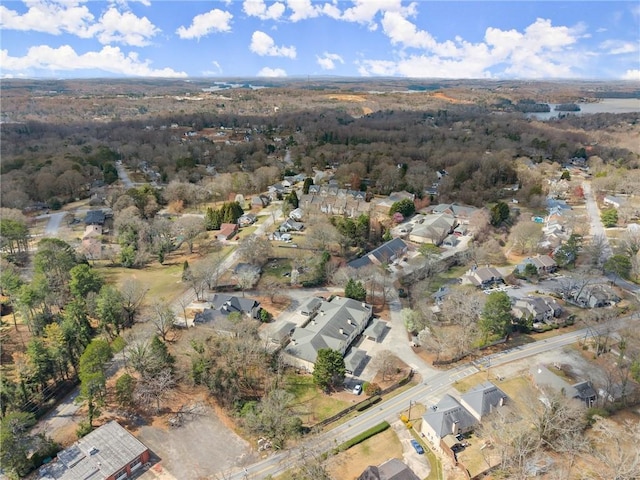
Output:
[451,421,459,435]
[499,397,505,407]
[339,328,344,335]
[361,302,366,308]
[347,319,353,325]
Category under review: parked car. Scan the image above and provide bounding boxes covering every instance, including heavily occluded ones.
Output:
[353,384,362,395]
[410,439,424,454]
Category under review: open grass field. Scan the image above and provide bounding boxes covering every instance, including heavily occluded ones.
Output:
[325,428,403,480]
[98,261,186,302]
[285,374,351,426]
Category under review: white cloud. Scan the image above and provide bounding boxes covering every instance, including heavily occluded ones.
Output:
[0,2,160,46]
[1,44,187,77]
[257,67,287,77]
[0,1,95,37]
[599,40,638,55]
[342,0,415,28]
[176,8,233,39]
[250,31,296,58]
[316,52,344,70]
[381,11,435,49]
[94,8,159,46]
[360,17,588,79]
[287,0,319,22]
[243,0,285,20]
[622,69,640,80]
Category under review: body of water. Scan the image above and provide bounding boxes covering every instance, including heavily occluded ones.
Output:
[526,98,640,120]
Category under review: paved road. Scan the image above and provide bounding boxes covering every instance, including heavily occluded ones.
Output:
[225,314,638,479]
[35,211,67,237]
[582,180,613,259]
[116,162,135,189]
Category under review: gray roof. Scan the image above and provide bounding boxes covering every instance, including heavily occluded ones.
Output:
[210,293,260,315]
[43,421,148,480]
[357,459,420,480]
[430,203,478,218]
[363,318,386,341]
[460,382,508,419]
[345,348,367,373]
[369,238,408,264]
[422,394,478,438]
[284,296,372,364]
[348,238,408,269]
[301,297,322,314]
[84,210,106,225]
[269,321,296,343]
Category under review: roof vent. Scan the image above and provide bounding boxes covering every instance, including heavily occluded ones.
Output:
[88,447,98,455]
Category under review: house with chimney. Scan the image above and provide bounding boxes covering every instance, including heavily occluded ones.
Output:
[420,395,478,453]
[281,296,373,373]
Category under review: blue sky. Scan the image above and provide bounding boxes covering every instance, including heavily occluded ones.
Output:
[1,0,639,80]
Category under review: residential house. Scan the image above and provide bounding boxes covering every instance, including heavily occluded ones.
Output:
[516,255,558,275]
[432,286,451,306]
[194,294,262,335]
[574,284,620,308]
[529,364,597,407]
[546,198,571,211]
[363,318,387,342]
[300,297,322,316]
[216,223,238,241]
[251,194,271,208]
[84,210,106,225]
[442,235,459,247]
[462,266,504,288]
[603,195,626,208]
[281,296,373,372]
[408,213,457,245]
[372,191,416,214]
[81,224,103,260]
[279,218,304,232]
[238,213,257,227]
[348,238,408,269]
[421,395,478,450]
[357,459,420,480]
[39,421,150,480]
[428,203,479,224]
[460,382,509,421]
[513,296,562,325]
[289,207,304,221]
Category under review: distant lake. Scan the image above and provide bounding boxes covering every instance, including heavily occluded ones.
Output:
[526,98,640,120]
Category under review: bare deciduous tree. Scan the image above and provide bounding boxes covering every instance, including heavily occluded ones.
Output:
[151,300,176,342]
[372,350,400,381]
[135,368,175,413]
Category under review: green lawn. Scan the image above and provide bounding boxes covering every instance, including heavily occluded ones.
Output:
[285,374,350,426]
[98,262,186,302]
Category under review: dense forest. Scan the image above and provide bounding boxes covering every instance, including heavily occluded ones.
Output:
[2,104,638,210]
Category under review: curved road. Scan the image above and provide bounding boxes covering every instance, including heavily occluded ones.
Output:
[225,314,637,479]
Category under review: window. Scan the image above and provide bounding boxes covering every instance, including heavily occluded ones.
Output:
[130,458,142,471]
[115,468,128,480]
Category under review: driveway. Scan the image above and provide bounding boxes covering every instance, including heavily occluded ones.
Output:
[35,211,67,237]
[391,420,431,479]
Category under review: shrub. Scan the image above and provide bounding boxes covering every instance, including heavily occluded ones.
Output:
[76,421,93,438]
[333,421,390,452]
